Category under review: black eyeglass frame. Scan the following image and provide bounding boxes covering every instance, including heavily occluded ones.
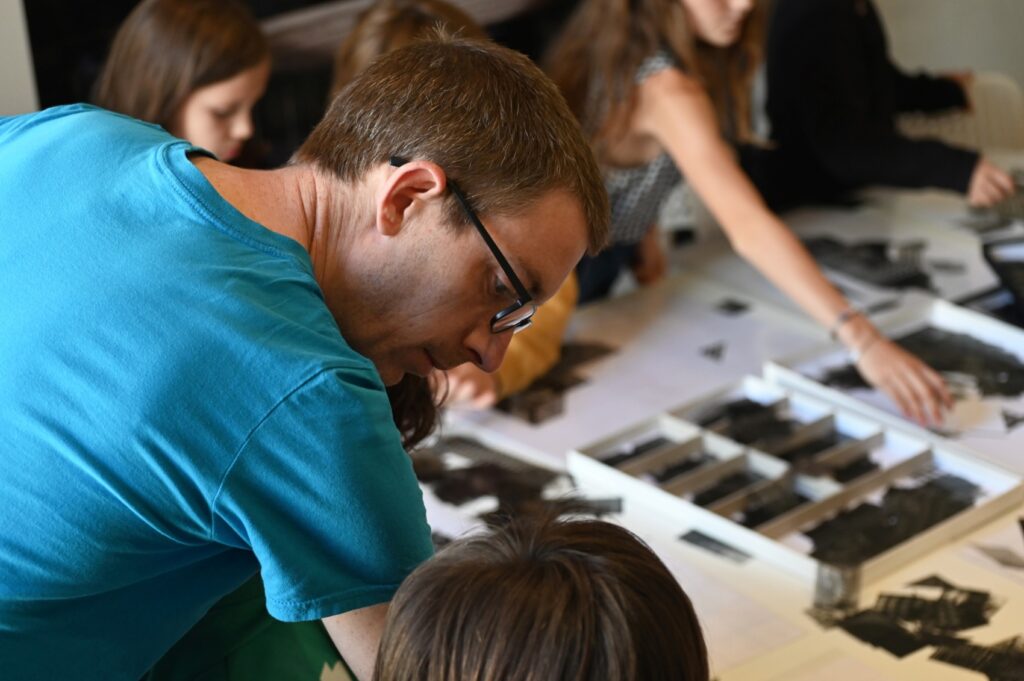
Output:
[390,156,536,334]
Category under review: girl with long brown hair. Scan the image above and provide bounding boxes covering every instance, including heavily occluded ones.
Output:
[547,0,952,426]
[94,0,270,163]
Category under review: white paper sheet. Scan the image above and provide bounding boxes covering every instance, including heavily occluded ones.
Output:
[764,652,895,681]
[960,516,1024,587]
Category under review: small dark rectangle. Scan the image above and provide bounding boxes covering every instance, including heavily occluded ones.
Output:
[700,341,726,361]
[715,298,750,316]
[680,529,751,564]
[580,496,624,516]
[928,259,966,274]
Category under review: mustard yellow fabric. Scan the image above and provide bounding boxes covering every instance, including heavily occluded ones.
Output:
[494,272,578,397]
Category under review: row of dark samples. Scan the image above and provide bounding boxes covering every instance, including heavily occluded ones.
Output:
[569,376,1022,585]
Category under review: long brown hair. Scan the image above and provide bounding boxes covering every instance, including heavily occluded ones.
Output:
[387,375,438,450]
[374,513,710,680]
[330,0,487,100]
[546,0,763,159]
[94,0,268,128]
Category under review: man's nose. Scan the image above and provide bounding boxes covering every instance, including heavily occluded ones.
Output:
[466,324,514,373]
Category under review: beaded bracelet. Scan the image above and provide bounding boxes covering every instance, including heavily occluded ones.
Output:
[829,307,862,341]
[850,334,882,363]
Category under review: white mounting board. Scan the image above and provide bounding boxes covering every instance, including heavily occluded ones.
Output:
[568,374,1023,587]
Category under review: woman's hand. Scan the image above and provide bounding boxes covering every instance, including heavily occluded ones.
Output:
[432,365,500,410]
[967,158,1015,207]
[853,335,953,427]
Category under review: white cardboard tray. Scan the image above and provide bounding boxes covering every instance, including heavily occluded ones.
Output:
[568,375,1023,586]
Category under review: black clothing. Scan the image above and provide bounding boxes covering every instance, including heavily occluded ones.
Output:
[757,0,978,209]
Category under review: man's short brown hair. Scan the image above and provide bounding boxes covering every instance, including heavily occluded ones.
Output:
[295,34,609,254]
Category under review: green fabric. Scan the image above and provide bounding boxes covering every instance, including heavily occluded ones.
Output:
[145,578,352,681]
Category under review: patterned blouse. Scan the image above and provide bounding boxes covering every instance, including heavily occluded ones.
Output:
[602,51,683,246]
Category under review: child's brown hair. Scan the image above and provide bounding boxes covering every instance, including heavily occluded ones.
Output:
[374,513,709,681]
[330,0,486,100]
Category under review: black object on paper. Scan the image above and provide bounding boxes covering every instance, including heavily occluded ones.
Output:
[984,236,1024,320]
[496,340,616,424]
[804,236,932,289]
[1002,409,1024,431]
[414,435,616,523]
[837,609,928,657]
[694,398,798,449]
[826,575,1005,670]
[715,298,750,316]
[700,341,726,362]
[680,529,751,564]
[931,636,1024,680]
[807,473,980,567]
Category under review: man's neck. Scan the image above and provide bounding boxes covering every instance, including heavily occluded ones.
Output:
[192,157,314,247]
[191,158,367,304]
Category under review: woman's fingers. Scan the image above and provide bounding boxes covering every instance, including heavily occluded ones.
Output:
[901,363,946,426]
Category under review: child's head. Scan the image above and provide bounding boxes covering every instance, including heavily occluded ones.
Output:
[374,514,709,681]
[94,0,270,162]
[330,0,486,100]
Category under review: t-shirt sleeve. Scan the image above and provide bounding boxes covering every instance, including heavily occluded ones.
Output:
[209,366,434,622]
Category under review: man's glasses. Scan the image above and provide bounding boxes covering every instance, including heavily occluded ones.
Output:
[390,157,536,334]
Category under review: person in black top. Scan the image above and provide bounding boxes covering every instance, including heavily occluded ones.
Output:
[751,0,1015,210]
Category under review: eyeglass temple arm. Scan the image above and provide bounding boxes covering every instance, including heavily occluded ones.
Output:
[389,156,533,304]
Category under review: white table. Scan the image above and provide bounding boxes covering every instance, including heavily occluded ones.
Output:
[438,195,1024,677]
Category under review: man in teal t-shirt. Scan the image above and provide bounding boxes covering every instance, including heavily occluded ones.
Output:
[0,38,606,681]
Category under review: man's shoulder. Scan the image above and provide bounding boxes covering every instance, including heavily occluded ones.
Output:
[1,104,183,188]
[3,103,168,141]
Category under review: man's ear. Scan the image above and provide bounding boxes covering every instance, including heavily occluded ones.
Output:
[377,161,448,236]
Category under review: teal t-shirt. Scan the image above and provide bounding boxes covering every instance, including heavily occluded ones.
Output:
[0,105,433,680]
